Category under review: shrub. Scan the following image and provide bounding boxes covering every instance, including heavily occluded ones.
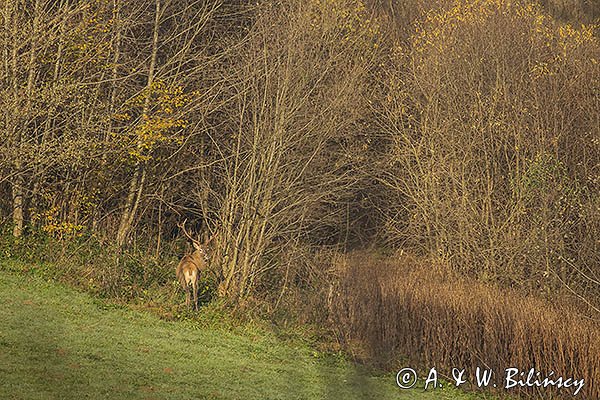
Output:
[379,0,599,301]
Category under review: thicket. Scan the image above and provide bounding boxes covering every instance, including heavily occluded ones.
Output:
[1,0,598,397]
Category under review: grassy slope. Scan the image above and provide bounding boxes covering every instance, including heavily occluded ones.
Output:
[0,262,479,400]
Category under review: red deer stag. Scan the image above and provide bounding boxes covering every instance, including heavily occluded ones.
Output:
[175,220,214,311]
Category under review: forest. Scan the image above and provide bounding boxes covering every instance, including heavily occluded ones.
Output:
[0,0,598,398]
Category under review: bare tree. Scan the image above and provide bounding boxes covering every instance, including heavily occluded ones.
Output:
[211,0,381,299]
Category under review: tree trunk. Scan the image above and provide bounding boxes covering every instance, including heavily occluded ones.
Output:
[116,0,160,247]
[11,0,41,237]
[11,171,24,237]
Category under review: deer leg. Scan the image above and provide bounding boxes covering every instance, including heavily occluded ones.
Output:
[185,284,191,309]
[192,278,199,311]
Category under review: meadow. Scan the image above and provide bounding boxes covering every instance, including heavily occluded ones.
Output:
[0,262,482,400]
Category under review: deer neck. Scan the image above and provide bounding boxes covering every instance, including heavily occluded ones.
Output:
[190,250,207,269]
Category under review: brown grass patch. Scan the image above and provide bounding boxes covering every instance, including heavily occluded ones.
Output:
[328,252,600,399]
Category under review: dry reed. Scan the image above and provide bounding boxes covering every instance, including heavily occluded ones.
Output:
[329,252,600,399]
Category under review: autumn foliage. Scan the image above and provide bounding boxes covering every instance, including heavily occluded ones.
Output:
[0,0,598,398]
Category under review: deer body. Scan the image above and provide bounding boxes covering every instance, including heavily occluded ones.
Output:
[175,250,203,310]
[176,221,214,311]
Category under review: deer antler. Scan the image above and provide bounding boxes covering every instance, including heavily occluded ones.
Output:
[177,219,199,244]
[205,229,218,245]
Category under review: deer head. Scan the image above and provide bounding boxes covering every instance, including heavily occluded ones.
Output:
[177,219,215,262]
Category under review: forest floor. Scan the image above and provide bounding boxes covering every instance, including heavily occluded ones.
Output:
[0,261,483,400]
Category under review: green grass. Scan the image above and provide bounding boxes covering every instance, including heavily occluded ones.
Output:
[0,261,482,400]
